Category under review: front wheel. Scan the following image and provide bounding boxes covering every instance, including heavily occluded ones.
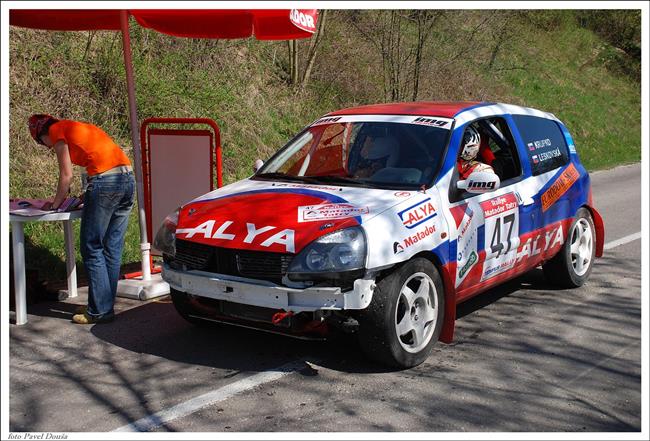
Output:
[542,207,596,288]
[358,258,445,369]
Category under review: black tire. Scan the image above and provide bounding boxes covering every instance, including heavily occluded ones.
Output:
[542,207,596,288]
[358,258,445,369]
[170,288,217,327]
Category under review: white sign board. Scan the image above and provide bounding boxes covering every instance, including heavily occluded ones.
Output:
[149,130,213,254]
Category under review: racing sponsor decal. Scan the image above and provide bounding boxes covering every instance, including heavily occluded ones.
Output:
[309,114,454,129]
[515,224,564,264]
[320,222,335,230]
[176,221,296,253]
[541,163,579,211]
[298,203,369,222]
[482,192,518,219]
[311,116,342,126]
[482,256,515,280]
[398,197,437,229]
[394,191,411,198]
[411,116,452,129]
[450,202,478,286]
[393,224,437,254]
[273,182,342,192]
[458,251,478,279]
[480,193,519,281]
[403,224,436,248]
[466,178,498,192]
[568,143,577,154]
[457,227,476,263]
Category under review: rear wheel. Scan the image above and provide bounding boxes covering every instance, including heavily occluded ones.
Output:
[358,258,445,369]
[542,207,596,287]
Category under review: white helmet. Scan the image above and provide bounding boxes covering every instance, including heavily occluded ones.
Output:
[460,125,481,161]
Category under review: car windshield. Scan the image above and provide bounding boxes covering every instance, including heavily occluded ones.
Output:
[255,119,451,189]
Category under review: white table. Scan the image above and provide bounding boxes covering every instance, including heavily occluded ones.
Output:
[10,210,83,325]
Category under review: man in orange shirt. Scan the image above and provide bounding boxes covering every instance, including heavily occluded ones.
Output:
[29,114,135,324]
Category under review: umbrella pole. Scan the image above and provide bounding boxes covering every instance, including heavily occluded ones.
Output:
[120,10,151,282]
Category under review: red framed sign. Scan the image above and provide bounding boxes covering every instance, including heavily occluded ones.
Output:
[140,118,223,251]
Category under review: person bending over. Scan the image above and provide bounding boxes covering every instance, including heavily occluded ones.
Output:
[28,114,135,325]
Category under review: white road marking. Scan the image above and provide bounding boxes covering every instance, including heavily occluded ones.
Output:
[113,360,307,432]
[603,231,642,250]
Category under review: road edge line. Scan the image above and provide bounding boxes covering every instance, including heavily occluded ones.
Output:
[113,359,306,432]
[603,232,642,250]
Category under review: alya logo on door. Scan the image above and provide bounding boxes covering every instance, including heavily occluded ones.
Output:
[398,197,437,229]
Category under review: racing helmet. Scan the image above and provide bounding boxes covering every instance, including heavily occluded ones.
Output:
[460,125,481,161]
[28,114,58,146]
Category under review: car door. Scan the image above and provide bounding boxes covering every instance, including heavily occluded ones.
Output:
[450,116,530,298]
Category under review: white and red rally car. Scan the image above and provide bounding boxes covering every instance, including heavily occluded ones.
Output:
[155,101,604,368]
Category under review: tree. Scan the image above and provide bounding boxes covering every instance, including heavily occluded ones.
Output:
[408,11,443,100]
[350,10,442,102]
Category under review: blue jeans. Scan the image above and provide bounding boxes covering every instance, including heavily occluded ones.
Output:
[80,172,135,319]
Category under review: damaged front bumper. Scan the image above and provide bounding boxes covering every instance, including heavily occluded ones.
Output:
[162,264,376,312]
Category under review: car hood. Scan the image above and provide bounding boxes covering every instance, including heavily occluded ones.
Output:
[175,178,423,254]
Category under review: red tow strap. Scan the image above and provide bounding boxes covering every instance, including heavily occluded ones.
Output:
[271,310,294,325]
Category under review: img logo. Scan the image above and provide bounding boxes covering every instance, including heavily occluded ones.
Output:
[312,116,342,126]
[467,180,496,191]
[412,116,451,129]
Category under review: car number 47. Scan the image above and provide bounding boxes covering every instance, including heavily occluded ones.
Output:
[490,213,516,257]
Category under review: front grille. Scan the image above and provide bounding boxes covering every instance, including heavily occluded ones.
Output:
[172,239,293,285]
[173,240,213,270]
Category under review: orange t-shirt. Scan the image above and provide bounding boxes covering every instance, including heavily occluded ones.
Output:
[47,120,131,176]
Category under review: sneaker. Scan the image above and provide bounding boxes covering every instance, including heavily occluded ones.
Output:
[74,305,87,315]
[72,312,115,324]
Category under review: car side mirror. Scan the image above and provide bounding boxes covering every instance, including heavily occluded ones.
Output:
[253,159,264,173]
[457,171,500,194]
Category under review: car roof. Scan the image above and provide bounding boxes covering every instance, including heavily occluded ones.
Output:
[327,101,493,118]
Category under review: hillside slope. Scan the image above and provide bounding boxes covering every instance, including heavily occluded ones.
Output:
[8,10,641,278]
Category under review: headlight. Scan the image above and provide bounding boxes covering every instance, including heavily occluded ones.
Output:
[287,227,366,281]
[153,208,179,257]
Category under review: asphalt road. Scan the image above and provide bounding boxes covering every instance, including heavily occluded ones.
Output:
[8,163,642,433]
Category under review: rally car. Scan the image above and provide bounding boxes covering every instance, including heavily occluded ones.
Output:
[155,101,604,368]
